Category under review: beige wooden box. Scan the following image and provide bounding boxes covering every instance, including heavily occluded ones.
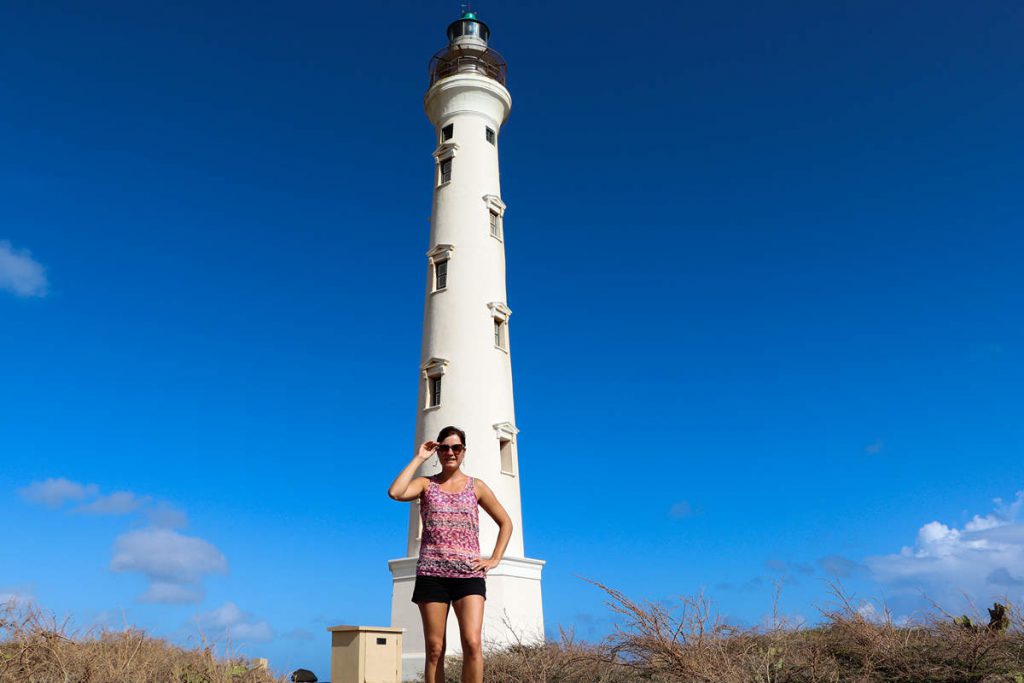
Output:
[327,625,404,683]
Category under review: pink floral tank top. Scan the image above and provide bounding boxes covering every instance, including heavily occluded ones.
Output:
[417,475,484,578]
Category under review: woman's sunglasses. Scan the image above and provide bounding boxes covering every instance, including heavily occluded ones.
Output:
[436,444,465,455]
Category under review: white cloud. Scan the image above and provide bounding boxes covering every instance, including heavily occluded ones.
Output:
[110,527,227,603]
[866,491,1024,605]
[856,602,879,620]
[76,491,150,515]
[21,477,223,604]
[111,527,228,583]
[200,602,273,643]
[0,240,48,298]
[20,478,99,508]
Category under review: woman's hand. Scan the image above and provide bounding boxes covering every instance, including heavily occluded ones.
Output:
[416,441,438,462]
[471,557,501,573]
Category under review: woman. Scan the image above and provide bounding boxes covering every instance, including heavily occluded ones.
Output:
[388,425,513,683]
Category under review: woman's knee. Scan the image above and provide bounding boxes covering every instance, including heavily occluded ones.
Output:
[460,635,482,659]
[426,640,446,661]
[425,638,446,662]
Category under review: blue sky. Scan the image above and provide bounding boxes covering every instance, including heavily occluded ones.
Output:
[2,0,1023,676]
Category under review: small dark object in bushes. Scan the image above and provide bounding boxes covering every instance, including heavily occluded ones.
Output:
[954,614,977,631]
[291,669,317,682]
[989,602,1010,632]
[955,602,1011,633]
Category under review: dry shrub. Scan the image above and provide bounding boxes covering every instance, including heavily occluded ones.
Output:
[592,579,1024,683]
[440,626,635,683]
[435,581,1024,683]
[0,601,284,683]
[591,579,798,683]
[814,585,1024,683]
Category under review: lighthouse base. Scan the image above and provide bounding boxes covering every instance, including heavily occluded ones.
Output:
[388,555,545,681]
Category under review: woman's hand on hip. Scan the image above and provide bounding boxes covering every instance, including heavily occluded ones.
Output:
[472,557,501,573]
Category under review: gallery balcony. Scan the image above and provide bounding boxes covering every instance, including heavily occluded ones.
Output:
[428,46,508,87]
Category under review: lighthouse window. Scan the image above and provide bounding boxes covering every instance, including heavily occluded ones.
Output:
[489,210,501,238]
[485,127,495,145]
[454,21,479,38]
[434,259,448,291]
[421,357,449,410]
[441,124,454,142]
[494,318,507,350]
[482,195,506,241]
[439,158,452,185]
[429,376,442,408]
[499,438,515,475]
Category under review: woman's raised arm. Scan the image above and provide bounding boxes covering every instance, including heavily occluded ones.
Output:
[387,441,436,501]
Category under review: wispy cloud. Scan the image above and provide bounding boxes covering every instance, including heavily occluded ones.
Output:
[865,439,884,455]
[765,559,815,575]
[20,478,99,508]
[0,240,48,298]
[21,477,223,604]
[198,602,273,643]
[76,491,151,515]
[141,582,204,604]
[866,490,1024,605]
[818,554,862,578]
[22,478,184,528]
[715,576,765,593]
[111,527,228,604]
[145,501,188,529]
[668,500,699,519]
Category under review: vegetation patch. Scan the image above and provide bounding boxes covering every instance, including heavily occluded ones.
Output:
[0,602,283,683]
[437,582,1024,683]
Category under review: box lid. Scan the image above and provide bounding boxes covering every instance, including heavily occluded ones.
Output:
[327,625,405,634]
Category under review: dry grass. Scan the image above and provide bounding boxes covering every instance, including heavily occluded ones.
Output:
[0,601,284,683]
[436,581,1024,683]
[8,583,1024,683]
[438,625,635,683]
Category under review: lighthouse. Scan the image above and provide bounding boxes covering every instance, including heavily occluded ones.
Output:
[387,12,545,680]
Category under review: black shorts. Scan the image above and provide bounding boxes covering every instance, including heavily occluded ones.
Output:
[411,575,486,604]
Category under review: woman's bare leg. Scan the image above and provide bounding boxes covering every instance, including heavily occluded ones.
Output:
[452,595,485,683]
[419,601,450,683]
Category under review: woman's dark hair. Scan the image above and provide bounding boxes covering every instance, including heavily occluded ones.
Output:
[437,425,466,446]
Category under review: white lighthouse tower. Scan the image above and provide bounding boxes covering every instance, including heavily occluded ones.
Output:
[387,12,545,680]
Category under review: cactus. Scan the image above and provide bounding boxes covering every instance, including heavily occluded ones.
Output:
[954,615,977,631]
[988,603,1010,632]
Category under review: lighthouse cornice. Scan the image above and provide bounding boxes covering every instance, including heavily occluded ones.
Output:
[486,301,512,320]
[420,357,450,376]
[425,73,511,128]
[492,421,519,440]
[482,194,506,216]
[432,141,460,160]
[425,243,454,261]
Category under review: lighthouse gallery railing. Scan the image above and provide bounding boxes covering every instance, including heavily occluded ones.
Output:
[428,47,507,87]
